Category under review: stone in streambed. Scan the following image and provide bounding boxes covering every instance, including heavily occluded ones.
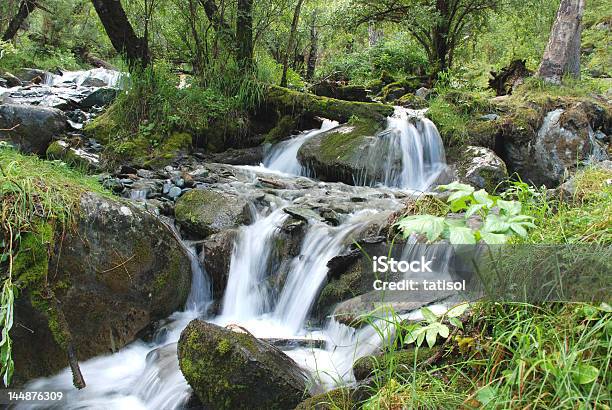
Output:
[0,103,67,154]
[175,189,251,238]
[455,146,508,192]
[201,229,238,300]
[178,319,309,409]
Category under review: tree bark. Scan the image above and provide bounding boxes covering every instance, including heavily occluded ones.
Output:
[2,0,37,42]
[536,0,585,84]
[281,0,305,87]
[236,0,254,71]
[90,0,150,68]
[368,21,383,47]
[305,10,318,81]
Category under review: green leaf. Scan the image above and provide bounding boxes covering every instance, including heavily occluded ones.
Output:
[465,203,485,218]
[449,317,463,329]
[573,364,599,384]
[476,386,497,406]
[447,303,469,318]
[497,200,522,216]
[449,226,476,244]
[426,326,438,347]
[421,307,438,323]
[437,323,450,338]
[396,215,445,242]
[473,189,494,207]
[480,231,508,244]
[482,214,511,233]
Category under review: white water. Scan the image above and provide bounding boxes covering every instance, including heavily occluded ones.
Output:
[45,68,125,88]
[263,119,339,175]
[261,107,446,191]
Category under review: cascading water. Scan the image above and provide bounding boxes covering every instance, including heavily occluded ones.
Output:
[221,207,289,321]
[44,68,126,88]
[263,119,339,175]
[20,238,210,410]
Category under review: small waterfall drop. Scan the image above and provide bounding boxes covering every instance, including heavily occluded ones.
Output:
[45,68,126,88]
[263,119,339,175]
[221,207,288,320]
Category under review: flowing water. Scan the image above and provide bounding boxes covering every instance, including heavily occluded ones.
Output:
[22,85,457,408]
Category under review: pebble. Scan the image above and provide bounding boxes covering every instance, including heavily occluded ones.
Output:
[168,186,182,199]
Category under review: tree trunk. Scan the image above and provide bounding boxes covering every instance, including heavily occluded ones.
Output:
[430,0,450,79]
[368,22,383,47]
[536,0,584,84]
[236,0,254,71]
[90,0,150,68]
[305,10,318,81]
[2,0,37,42]
[281,0,305,87]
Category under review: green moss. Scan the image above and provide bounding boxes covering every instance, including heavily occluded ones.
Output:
[264,115,297,143]
[318,117,382,163]
[295,388,355,410]
[216,339,232,355]
[83,104,119,144]
[102,131,192,169]
[366,79,384,95]
[397,93,428,109]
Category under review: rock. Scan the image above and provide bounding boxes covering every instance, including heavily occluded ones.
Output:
[80,77,108,87]
[295,387,367,410]
[489,59,532,96]
[480,113,500,121]
[201,229,238,300]
[15,68,52,83]
[204,146,264,165]
[456,146,508,192]
[415,87,432,100]
[175,189,251,237]
[284,206,325,223]
[297,118,387,185]
[79,87,119,109]
[178,319,309,409]
[0,104,68,154]
[12,192,192,384]
[2,72,22,87]
[46,140,100,170]
[311,82,370,102]
[397,93,428,109]
[168,186,182,199]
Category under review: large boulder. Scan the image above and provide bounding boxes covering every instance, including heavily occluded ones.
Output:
[12,192,192,384]
[201,229,238,300]
[0,104,67,154]
[297,118,387,185]
[175,189,252,238]
[311,83,370,102]
[178,319,309,409]
[455,146,508,192]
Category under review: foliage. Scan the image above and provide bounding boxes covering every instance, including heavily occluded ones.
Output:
[0,144,107,385]
[404,304,469,348]
[395,182,535,245]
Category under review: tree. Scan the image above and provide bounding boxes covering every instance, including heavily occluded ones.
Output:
[348,0,501,78]
[2,0,37,41]
[536,0,584,84]
[281,0,306,86]
[236,0,254,71]
[305,9,318,80]
[90,0,150,68]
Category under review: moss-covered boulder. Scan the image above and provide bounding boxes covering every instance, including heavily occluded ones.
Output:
[297,117,387,185]
[311,83,370,102]
[178,319,309,409]
[294,387,362,410]
[0,103,67,154]
[175,189,251,238]
[397,93,428,109]
[263,86,393,137]
[46,140,100,170]
[12,192,192,384]
[454,146,508,192]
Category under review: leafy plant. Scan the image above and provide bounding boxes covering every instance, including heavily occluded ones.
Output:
[404,304,469,348]
[395,182,536,244]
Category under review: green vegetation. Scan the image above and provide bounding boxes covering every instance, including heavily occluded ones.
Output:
[0,144,107,384]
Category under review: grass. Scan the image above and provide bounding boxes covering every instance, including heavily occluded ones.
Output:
[347,167,611,409]
[0,145,108,385]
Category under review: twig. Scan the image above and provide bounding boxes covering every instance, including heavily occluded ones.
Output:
[0,124,21,132]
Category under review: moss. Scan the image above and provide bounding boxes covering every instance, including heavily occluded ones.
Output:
[216,339,231,355]
[265,85,393,125]
[397,93,428,109]
[318,117,382,163]
[264,115,297,143]
[295,388,355,410]
[46,141,95,171]
[83,105,119,144]
[366,79,384,95]
[103,131,192,169]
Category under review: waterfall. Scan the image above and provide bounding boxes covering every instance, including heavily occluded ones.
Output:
[262,107,446,190]
[273,211,375,333]
[263,119,339,175]
[221,208,288,320]
[44,68,126,88]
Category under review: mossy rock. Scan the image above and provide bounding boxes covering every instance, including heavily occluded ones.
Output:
[264,86,393,126]
[294,388,359,410]
[175,189,251,238]
[264,115,298,144]
[297,116,389,185]
[380,79,422,102]
[46,140,99,171]
[178,319,309,409]
[83,104,118,144]
[11,192,192,384]
[353,348,433,381]
[397,93,428,109]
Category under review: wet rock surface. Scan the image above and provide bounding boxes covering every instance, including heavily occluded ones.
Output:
[0,103,67,154]
[178,319,309,409]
